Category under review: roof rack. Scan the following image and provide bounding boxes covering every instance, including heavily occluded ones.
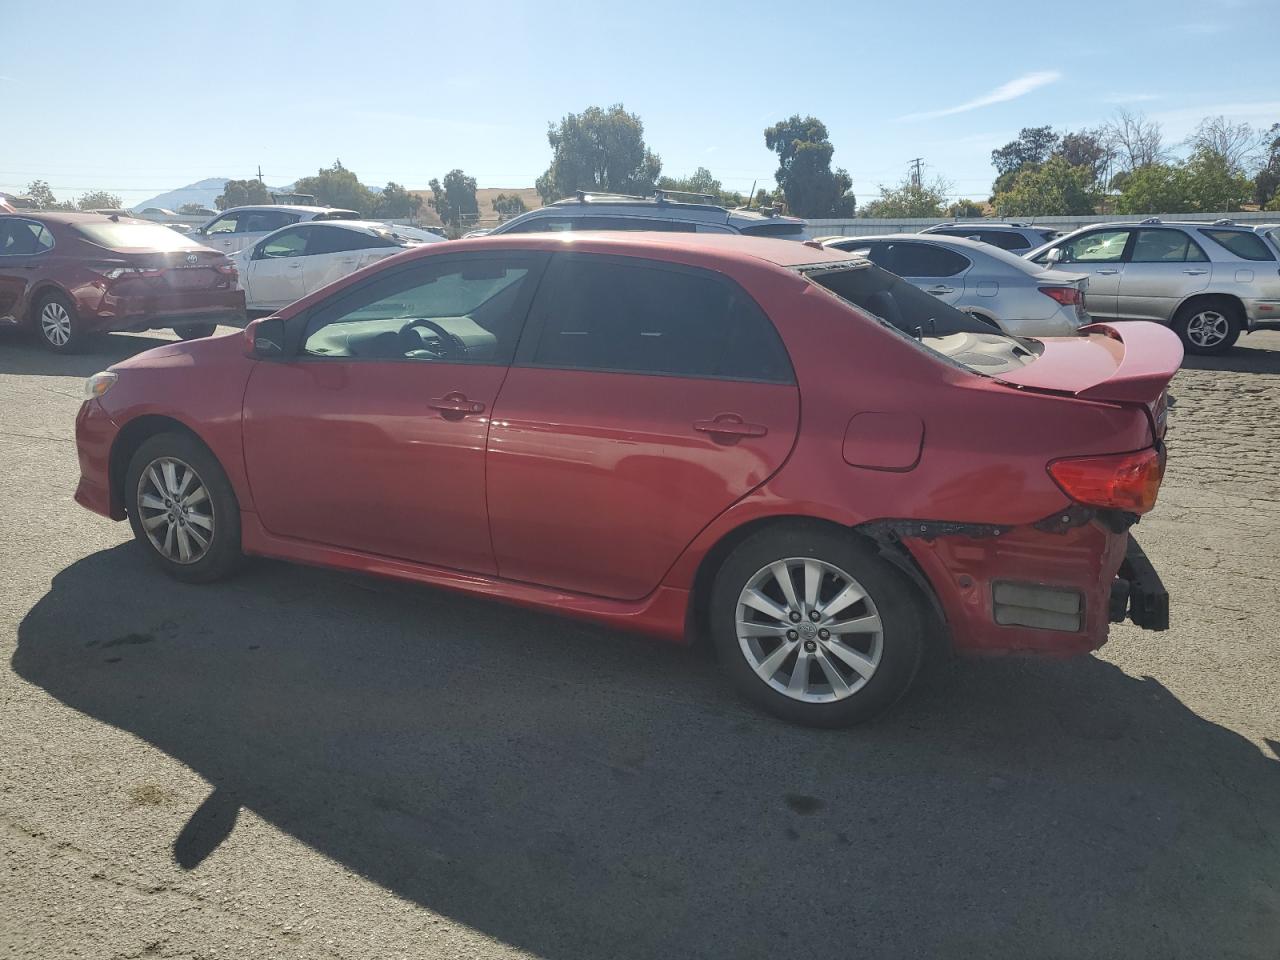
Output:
[1140,217,1162,224]
[652,188,718,205]
[572,190,649,202]
[1212,218,1235,226]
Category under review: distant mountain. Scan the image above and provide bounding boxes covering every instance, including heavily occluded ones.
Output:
[134,177,384,213]
[133,177,288,213]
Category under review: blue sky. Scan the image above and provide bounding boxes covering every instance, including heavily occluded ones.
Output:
[3,0,1277,208]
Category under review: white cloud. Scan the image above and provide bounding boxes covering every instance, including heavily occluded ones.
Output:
[898,71,1062,122]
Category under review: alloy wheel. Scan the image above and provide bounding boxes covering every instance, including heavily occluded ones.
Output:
[40,301,72,347]
[736,557,884,703]
[136,457,215,564]
[1186,310,1229,348]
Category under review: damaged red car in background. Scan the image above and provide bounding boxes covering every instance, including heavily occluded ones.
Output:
[73,233,1180,726]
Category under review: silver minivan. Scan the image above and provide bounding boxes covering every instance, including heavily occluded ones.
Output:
[1027,220,1280,354]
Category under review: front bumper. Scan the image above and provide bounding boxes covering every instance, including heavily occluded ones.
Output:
[73,398,124,520]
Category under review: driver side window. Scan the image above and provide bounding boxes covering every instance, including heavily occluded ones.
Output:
[301,254,543,364]
[206,214,238,235]
[1057,229,1130,263]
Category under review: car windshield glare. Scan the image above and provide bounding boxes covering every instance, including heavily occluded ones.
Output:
[74,222,204,251]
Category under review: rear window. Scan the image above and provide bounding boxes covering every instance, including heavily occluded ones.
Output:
[312,210,361,222]
[74,221,199,251]
[1198,229,1275,261]
[804,261,1038,376]
[738,221,807,239]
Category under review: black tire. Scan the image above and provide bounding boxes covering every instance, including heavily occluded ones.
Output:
[1173,298,1242,355]
[175,323,218,341]
[709,524,925,727]
[33,290,82,353]
[124,432,243,583]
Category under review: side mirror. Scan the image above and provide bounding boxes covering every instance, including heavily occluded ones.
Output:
[1045,247,1064,265]
[246,316,286,359]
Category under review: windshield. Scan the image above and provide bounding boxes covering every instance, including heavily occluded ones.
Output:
[74,221,202,251]
[802,260,1039,375]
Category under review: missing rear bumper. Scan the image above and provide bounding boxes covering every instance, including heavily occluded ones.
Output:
[1111,537,1169,631]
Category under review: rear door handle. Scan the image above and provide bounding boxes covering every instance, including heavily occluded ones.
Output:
[1097,268,1120,275]
[428,392,486,418]
[694,413,768,442]
[924,285,954,295]
[1183,269,1208,275]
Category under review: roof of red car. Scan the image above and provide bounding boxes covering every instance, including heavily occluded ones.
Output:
[457,231,853,270]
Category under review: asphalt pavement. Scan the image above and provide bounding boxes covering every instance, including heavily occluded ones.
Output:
[1,325,1277,959]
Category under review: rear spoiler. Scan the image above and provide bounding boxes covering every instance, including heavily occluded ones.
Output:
[996,321,1184,405]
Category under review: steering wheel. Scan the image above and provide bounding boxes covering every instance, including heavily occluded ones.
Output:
[402,317,468,360]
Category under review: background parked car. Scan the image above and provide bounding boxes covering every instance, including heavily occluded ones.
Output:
[821,233,1089,337]
[230,220,446,312]
[0,212,243,352]
[921,221,1061,253]
[488,190,808,239]
[193,205,361,255]
[1027,219,1280,354]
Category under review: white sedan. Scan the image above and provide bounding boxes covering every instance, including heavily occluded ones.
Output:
[230,220,446,312]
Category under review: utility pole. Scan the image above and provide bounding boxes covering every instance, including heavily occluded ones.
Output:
[257,165,264,184]
[909,157,923,190]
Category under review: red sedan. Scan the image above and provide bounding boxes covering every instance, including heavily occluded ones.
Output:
[73,233,1180,726]
[0,212,244,352]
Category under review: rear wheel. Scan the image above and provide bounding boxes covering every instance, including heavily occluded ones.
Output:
[175,323,218,341]
[35,292,82,353]
[1174,299,1241,355]
[710,525,924,727]
[125,432,243,583]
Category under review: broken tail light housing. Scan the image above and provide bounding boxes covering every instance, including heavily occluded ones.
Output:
[1047,447,1165,514]
[1039,285,1083,306]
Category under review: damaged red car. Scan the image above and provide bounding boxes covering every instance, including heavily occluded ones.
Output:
[73,233,1180,726]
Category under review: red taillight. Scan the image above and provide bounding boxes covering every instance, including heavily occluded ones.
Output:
[1039,285,1082,306]
[1047,448,1165,514]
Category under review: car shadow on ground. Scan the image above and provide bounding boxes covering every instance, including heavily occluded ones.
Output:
[13,545,1280,959]
[0,329,176,377]
[1181,336,1280,374]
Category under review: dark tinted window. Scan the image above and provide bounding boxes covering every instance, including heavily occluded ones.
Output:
[832,240,887,265]
[525,256,793,383]
[239,210,298,233]
[737,221,807,239]
[301,254,540,364]
[981,231,1031,251]
[1198,229,1275,261]
[304,225,394,255]
[1131,229,1209,263]
[890,242,970,277]
[0,218,54,255]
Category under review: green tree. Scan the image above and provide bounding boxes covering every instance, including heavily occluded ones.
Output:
[536,104,662,203]
[1255,124,1280,208]
[76,190,124,211]
[429,169,479,232]
[1056,129,1111,185]
[992,157,1100,216]
[1114,163,1193,214]
[657,167,743,207]
[215,178,272,210]
[991,127,1059,176]
[492,192,527,221]
[859,174,949,219]
[375,182,422,219]
[293,161,377,216]
[1182,148,1252,212]
[945,198,985,218]
[25,180,74,211]
[763,115,854,217]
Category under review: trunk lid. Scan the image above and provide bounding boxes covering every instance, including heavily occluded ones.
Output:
[996,321,1183,432]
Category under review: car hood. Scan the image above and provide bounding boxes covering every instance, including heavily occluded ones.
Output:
[109,328,246,373]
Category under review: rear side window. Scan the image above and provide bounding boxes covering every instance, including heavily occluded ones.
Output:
[1131,229,1209,263]
[889,242,970,277]
[239,210,298,233]
[524,256,793,383]
[1198,229,1275,261]
[311,210,360,221]
[981,231,1031,251]
[0,219,54,255]
[304,225,393,255]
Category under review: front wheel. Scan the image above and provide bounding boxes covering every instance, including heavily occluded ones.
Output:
[1173,300,1241,355]
[175,323,218,341]
[125,432,243,583]
[710,525,925,727]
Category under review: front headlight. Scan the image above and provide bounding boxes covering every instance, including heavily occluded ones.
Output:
[83,371,118,400]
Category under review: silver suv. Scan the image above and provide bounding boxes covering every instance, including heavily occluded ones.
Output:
[487,190,808,239]
[1027,219,1280,354]
[921,221,1060,254]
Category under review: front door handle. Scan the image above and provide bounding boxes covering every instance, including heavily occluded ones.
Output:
[694,413,768,443]
[428,392,486,419]
[1096,268,1120,275]
[1183,269,1208,275]
[925,285,954,295]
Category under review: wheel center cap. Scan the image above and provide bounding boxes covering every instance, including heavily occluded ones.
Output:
[798,621,818,640]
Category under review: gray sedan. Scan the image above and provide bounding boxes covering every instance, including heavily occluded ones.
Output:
[820,234,1089,337]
